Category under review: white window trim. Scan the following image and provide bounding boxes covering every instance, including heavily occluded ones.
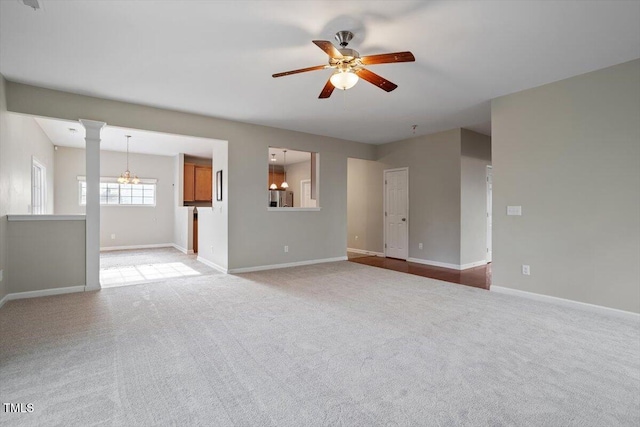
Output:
[32,157,47,215]
[77,176,158,207]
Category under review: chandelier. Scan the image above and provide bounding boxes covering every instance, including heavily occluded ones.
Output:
[117,135,140,184]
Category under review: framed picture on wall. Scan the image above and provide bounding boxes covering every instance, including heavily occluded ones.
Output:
[216,170,223,201]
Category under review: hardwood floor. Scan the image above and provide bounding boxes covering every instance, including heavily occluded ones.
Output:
[347,253,491,290]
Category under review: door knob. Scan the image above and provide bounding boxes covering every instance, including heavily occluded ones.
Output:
[402,218,406,221]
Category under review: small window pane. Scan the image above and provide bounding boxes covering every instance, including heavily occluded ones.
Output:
[80,180,155,206]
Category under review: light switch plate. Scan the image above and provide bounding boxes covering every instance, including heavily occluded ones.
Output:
[507,206,522,216]
[0,269,3,282]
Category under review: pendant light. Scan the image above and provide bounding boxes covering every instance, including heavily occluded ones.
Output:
[117,135,140,184]
[269,154,277,190]
[281,150,289,188]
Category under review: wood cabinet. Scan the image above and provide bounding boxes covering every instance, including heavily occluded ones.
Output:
[268,171,286,189]
[184,163,212,203]
[195,167,212,201]
[184,163,195,202]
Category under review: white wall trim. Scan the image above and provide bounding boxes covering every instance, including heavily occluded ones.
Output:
[407,257,487,271]
[229,256,348,274]
[171,244,194,255]
[0,286,86,308]
[491,286,640,321]
[460,260,488,270]
[7,214,86,222]
[408,257,460,269]
[267,207,321,212]
[100,243,176,252]
[196,256,228,274]
[347,248,384,257]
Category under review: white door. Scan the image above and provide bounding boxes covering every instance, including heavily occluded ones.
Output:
[301,179,316,207]
[384,168,408,259]
[486,166,493,262]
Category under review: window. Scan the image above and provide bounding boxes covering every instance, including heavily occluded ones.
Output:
[79,180,156,206]
[32,158,47,214]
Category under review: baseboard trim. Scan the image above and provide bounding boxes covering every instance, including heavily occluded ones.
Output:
[407,257,487,271]
[491,286,640,321]
[347,248,384,257]
[100,243,175,252]
[172,244,194,255]
[0,285,86,307]
[196,257,228,274]
[229,256,348,274]
[460,260,488,270]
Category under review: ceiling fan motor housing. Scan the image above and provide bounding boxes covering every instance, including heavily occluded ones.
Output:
[335,30,354,47]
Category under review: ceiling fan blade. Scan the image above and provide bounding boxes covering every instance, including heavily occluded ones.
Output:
[360,51,415,65]
[312,40,343,59]
[319,78,335,99]
[272,65,327,78]
[356,68,398,92]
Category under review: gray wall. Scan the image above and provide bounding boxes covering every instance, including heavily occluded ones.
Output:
[3,81,373,271]
[7,218,86,293]
[0,76,57,300]
[376,129,462,265]
[460,129,492,265]
[347,158,385,254]
[491,59,640,313]
[54,146,176,248]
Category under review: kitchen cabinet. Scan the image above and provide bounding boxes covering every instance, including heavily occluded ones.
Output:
[268,171,286,189]
[184,163,212,203]
[195,167,212,201]
[184,163,195,202]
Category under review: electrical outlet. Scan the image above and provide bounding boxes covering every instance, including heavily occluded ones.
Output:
[110,234,116,240]
[418,243,423,250]
[284,245,289,253]
[355,235,359,240]
[522,265,530,275]
[210,246,214,253]
[0,269,3,282]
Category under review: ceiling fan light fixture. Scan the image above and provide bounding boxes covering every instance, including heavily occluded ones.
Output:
[330,70,359,91]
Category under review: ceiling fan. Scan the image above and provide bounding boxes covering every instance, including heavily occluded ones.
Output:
[272,31,415,99]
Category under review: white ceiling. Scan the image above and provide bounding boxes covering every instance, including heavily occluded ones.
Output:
[2,1,639,144]
[268,147,311,166]
[34,117,220,158]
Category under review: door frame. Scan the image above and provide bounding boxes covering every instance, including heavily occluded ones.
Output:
[486,165,493,262]
[383,167,409,260]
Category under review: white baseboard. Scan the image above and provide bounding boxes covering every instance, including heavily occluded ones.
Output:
[172,244,194,255]
[491,286,640,322]
[407,257,486,271]
[100,243,175,252]
[196,256,228,274]
[460,260,488,270]
[229,256,348,274]
[0,285,86,308]
[347,248,384,257]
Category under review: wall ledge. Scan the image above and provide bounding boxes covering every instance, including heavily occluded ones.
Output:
[7,214,86,221]
[491,286,640,322]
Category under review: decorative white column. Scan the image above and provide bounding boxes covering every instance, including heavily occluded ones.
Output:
[80,119,106,291]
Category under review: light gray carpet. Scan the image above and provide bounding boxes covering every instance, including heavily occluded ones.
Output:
[1,261,638,426]
[100,247,217,288]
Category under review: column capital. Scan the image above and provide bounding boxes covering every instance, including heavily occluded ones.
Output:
[80,119,106,141]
